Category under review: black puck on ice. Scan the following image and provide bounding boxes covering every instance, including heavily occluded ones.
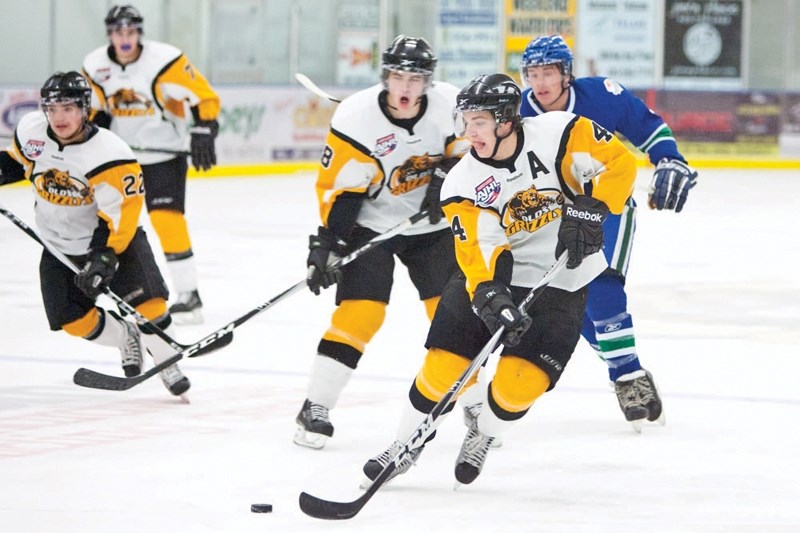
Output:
[251,503,273,513]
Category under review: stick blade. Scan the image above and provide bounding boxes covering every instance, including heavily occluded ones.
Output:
[298,491,366,520]
[187,330,234,358]
[72,368,141,391]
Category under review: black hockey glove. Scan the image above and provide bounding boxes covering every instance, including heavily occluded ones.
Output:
[648,158,698,213]
[189,119,219,171]
[556,195,609,269]
[74,246,118,299]
[420,166,446,224]
[306,226,343,295]
[471,281,532,348]
[91,110,112,129]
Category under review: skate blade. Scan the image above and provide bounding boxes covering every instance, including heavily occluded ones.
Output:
[630,419,643,434]
[170,309,204,325]
[293,427,328,450]
[359,476,373,490]
[178,393,190,404]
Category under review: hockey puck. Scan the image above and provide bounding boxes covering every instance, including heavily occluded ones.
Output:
[250,503,272,513]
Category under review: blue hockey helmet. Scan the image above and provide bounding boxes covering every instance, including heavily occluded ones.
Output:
[520,34,574,80]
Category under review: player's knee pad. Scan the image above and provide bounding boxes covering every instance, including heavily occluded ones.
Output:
[63,307,101,338]
[149,209,191,254]
[490,356,550,413]
[322,300,387,352]
[413,348,472,403]
[135,298,169,324]
[423,296,440,322]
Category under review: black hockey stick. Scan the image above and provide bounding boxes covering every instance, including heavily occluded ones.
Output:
[298,253,568,520]
[186,209,430,360]
[0,207,232,360]
[129,146,190,156]
[295,73,342,103]
[70,211,428,390]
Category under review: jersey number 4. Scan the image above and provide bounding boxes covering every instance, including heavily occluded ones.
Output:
[592,122,613,143]
[450,215,467,241]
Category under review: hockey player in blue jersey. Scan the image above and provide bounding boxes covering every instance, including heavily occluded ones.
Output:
[513,34,697,430]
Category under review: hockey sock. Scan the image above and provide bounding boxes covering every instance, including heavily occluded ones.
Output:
[306,354,354,409]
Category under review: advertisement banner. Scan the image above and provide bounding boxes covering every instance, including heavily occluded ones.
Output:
[336,5,380,86]
[663,0,744,89]
[636,88,780,156]
[575,0,656,88]
[503,0,576,83]
[435,0,500,88]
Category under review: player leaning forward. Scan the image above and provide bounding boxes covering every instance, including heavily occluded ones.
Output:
[0,71,190,396]
[82,5,220,324]
[362,73,637,487]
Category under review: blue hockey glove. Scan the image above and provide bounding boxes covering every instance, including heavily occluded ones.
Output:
[648,158,698,213]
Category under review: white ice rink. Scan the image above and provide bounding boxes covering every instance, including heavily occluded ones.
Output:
[1,169,798,532]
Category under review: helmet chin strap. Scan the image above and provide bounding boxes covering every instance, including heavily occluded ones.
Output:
[489,124,514,159]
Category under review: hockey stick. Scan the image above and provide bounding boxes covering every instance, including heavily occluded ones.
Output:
[0,206,233,361]
[186,209,430,360]
[129,146,190,156]
[295,73,342,103]
[299,253,569,520]
[70,210,429,390]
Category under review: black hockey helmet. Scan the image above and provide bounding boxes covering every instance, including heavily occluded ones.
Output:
[455,73,521,132]
[381,35,437,89]
[40,71,92,111]
[105,4,144,34]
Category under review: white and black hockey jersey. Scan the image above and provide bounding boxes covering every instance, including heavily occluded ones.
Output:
[441,111,637,294]
[4,111,145,256]
[316,82,470,236]
[82,40,220,165]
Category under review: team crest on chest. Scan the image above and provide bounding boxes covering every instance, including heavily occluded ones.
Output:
[389,153,442,195]
[23,139,45,159]
[374,134,397,157]
[34,168,93,206]
[475,176,501,207]
[94,67,112,83]
[503,185,564,236]
[108,88,155,117]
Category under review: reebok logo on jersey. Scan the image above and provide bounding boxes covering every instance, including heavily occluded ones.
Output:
[604,322,622,333]
[565,205,605,223]
[23,140,45,159]
[374,134,397,157]
[475,176,501,207]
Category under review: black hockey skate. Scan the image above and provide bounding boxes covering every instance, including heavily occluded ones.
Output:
[462,402,503,448]
[614,368,665,432]
[293,399,334,449]
[119,320,144,377]
[361,440,424,488]
[169,290,203,325]
[454,420,495,486]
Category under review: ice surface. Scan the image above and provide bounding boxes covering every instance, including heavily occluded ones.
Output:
[1,169,798,532]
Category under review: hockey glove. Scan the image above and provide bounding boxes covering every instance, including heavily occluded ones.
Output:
[648,158,698,213]
[74,247,118,299]
[91,110,112,129]
[556,195,609,269]
[306,226,343,295]
[420,166,446,224]
[189,119,219,171]
[472,281,532,347]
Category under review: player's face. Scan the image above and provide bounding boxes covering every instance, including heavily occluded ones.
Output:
[44,102,86,142]
[109,27,141,64]
[385,70,427,119]
[524,64,569,111]
[461,110,499,158]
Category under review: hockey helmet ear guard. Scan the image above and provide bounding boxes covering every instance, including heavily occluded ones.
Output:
[519,34,574,87]
[381,35,437,91]
[105,5,144,34]
[454,73,521,136]
[40,71,92,112]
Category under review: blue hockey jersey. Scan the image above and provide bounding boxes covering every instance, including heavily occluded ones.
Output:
[520,77,685,165]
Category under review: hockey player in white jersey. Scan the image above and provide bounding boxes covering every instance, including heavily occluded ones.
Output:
[82,5,221,324]
[362,74,637,487]
[0,71,190,397]
[293,35,471,449]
